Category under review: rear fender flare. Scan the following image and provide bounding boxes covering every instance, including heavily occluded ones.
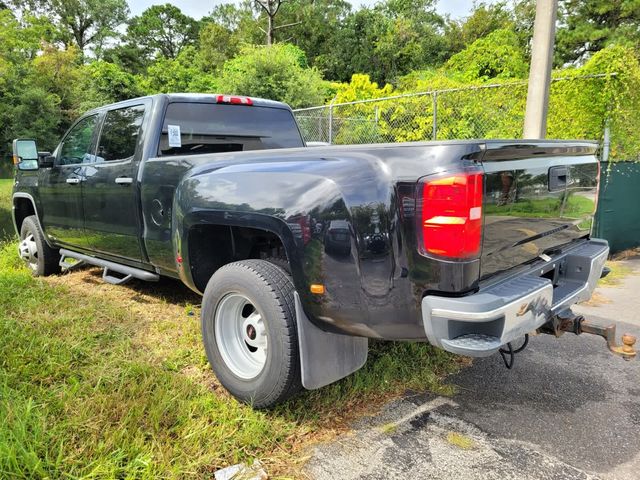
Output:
[175,209,303,294]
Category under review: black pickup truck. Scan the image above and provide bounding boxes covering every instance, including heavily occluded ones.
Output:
[11,93,636,408]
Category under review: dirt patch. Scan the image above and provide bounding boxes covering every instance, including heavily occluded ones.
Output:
[46,267,215,385]
[581,291,612,307]
[612,247,640,261]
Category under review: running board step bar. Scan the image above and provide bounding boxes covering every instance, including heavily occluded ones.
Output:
[58,249,159,284]
[59,254,85,271]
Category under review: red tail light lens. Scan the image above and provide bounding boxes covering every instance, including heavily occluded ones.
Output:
[419,171,484,259]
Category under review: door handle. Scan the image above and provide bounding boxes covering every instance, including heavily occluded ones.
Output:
[115,177,133,185]
[66,178,81,185]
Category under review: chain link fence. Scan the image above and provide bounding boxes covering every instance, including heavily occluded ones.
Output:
[294,74,613,145]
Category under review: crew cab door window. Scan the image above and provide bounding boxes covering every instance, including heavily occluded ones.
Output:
[95,105,145,163]
[58,115,99,165]
[81,104,146,262]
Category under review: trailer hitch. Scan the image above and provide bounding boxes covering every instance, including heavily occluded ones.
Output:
[539,310,637,360]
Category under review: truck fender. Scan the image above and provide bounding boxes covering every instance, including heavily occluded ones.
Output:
[173,167,369,388]
[12,193,55,248]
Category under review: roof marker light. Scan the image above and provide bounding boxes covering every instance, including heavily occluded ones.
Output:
[216,95,253,106]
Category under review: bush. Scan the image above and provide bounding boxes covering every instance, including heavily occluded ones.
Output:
[219,44,330,108]
[444,29,528,82]
[138,47,219,94]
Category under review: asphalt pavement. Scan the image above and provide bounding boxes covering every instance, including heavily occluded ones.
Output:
[305,259,640,480]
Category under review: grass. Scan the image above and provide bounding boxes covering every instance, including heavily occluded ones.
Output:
[0,179,13,240]
[0,179,463,478]
[599,261,635,287]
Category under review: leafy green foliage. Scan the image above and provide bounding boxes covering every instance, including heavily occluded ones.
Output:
[12,0,129,53]
[316,44,640,162]
[444,1,515,55]
[139,47,218,94]
[445,29,528,81]
[198,22,241,73]
[556,0,640,65]
[78,61,144,108]
[219,44,329,108]
[0,179,14,238]
[127,3,200,61]
[548,45,640,160]
[316,1,449,84]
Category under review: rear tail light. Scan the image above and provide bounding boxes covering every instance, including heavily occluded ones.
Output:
[216,95,253,105]
[418,170,484,259]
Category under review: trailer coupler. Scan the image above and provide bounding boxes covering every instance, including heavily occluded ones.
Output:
[539,309,637,361]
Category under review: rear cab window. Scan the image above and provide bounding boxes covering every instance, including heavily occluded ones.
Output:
[158,102,304,156]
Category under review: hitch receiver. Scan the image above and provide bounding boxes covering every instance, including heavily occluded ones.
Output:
[540,310,637,361]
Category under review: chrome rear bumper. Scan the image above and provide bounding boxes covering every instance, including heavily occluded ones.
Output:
[421,238,609,357]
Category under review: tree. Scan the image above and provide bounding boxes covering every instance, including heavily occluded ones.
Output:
[78,61,144,108]
[314,8,387,83]
[198,22,240,72]
[556,0,640,65]
[30,45,83,122]
[255,0,291,45]
[127,4,199,60]
[138,47,218,94]
[101,43,148,74]
[444,2,514,55]
[0,10,63,157]
[14,0,129,54]
[219,43,329,108]
[444,29,527,81]
[275,0,351,63]
[315,1,448,84]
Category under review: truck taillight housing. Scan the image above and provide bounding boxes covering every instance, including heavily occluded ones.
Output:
[418,171,484,259]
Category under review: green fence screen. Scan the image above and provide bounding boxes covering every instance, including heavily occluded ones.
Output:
[594,161,640,254]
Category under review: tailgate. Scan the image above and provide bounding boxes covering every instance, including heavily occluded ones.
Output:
[480,141,599,279]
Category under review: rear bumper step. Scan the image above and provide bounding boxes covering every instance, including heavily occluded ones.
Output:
[422,238,609,357]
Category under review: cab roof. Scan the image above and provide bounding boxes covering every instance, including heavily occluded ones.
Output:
[86,93,293,115]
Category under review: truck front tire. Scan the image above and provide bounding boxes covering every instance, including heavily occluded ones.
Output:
[19,215,61,276]
[201,260,302,408]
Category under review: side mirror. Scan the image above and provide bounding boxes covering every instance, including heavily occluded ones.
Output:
[38,152,55,168]
[12,138,39,171]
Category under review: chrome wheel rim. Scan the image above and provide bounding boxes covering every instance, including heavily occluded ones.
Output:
[215,293,268,379]
[18,233,38,271]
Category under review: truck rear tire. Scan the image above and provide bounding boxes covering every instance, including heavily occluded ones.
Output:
[201,259,302,408]
[19,215,61,276]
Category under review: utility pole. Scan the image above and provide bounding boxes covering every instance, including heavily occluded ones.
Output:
[523,0,558,139]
